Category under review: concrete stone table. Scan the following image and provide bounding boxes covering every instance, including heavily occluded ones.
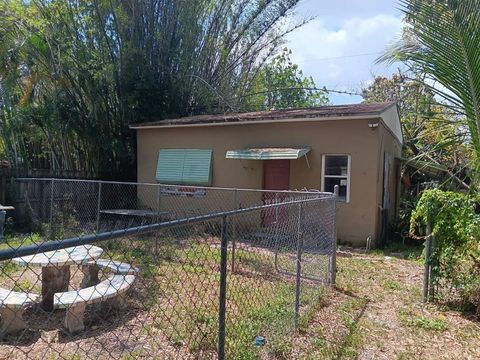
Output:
[12,245,103,311]
[0,205,14,240]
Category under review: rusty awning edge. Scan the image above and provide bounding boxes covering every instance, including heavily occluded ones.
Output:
[225,147,311,160]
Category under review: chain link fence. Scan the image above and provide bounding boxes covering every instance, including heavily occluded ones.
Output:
[1,178,336,359]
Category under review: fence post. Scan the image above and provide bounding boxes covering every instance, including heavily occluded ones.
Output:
[274,192,280,272]
[429,229,436,302]
[154,185,162,256]
[0,174,6,204]
[49,178,54,238]
[96,182,102,232]
[218,216,228,360]
[423,221,432,303]
[294,203,304,327]
[156,185,162,221]
[330,185,339,285]
[231,189,238,273]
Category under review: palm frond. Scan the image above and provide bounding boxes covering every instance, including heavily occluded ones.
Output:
[379,0,480,162]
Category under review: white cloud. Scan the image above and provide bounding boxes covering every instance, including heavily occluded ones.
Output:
[344,14,402,39]
[286,13,404,104]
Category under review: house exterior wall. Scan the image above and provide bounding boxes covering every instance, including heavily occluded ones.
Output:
[135,117,400,246]
[375,110,403,244]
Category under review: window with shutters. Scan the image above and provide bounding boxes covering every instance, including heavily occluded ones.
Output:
[156,149,213,186]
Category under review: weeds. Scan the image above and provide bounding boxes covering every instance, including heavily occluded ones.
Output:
[12,278,37,292]
[397,308,447,331]
[101,235,326,359]
[383,279,402,291]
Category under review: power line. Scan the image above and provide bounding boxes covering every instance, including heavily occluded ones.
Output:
[239,87,362,98]
[325,88,362,96]
[295,51,384,63]
[182,87,363,114]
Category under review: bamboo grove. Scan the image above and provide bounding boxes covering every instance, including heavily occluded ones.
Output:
[0,0,304,177]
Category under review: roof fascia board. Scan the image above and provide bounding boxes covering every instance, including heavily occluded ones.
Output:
[130,114,381,130]
[379,104,403,145]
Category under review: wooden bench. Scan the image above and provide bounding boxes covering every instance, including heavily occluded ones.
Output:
[0,288,38,336]
[54,274,135,333]
[82,259,139,288]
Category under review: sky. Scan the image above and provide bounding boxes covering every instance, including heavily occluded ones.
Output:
[286,0,404,104]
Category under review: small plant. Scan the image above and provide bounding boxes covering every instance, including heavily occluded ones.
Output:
[0,261,19,279]
[336,320,363,359]
[121,349,146,360]
[13,278,34,292]
[397,309,447,331]
[383,280,402,291]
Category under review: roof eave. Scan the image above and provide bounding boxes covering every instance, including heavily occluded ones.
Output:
[130,114,383,130]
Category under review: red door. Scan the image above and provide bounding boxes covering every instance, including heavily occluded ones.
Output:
[262,160,290,226]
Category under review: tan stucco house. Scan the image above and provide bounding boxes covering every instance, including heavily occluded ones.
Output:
[130,102,403,247]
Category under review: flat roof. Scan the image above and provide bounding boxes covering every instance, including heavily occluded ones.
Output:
[130,102,397,129]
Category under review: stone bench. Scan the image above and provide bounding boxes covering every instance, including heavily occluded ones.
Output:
[0,288,38,336]
[54,274,135,333]
[82,259,139,288]
[95,259,139,275]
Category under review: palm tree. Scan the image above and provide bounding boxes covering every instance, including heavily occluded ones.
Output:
[379,0,480,179]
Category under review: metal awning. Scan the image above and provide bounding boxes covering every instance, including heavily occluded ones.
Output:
[403,158,448,177]
[226,147,311,160]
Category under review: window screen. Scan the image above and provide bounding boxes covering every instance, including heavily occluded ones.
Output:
[322,155,350,202]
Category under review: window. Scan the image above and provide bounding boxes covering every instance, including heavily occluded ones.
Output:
[156,149,213,186]
[321,154,351,202]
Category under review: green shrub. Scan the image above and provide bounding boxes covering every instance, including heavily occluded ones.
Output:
[410,189,480,310]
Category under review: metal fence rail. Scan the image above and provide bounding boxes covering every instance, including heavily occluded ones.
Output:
[0,178,336,359]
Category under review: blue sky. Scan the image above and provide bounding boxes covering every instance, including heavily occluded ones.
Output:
[286,0,404,104]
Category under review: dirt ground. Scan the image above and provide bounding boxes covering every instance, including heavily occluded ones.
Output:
[287,248,480,360]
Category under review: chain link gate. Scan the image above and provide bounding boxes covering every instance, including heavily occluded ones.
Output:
[0,179,336,359]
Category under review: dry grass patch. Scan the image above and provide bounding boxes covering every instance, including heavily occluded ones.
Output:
[287,245,480,360]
